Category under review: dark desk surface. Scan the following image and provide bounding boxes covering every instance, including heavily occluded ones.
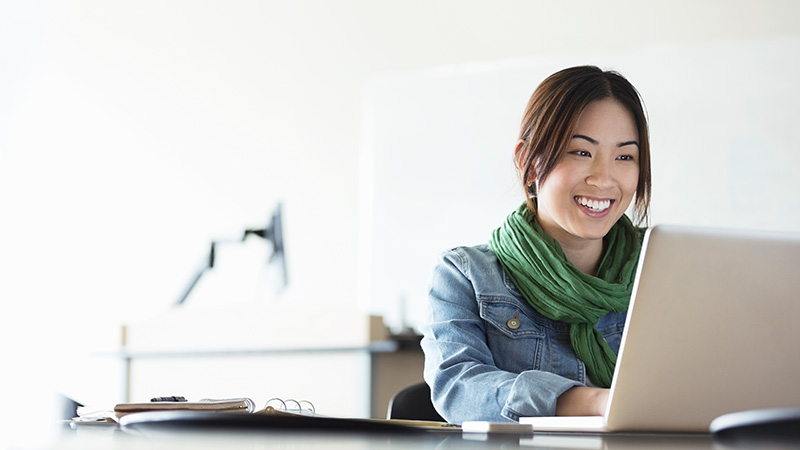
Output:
[47,425,799,450]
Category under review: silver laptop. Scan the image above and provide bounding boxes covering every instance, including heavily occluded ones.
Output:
[521,225,800,433]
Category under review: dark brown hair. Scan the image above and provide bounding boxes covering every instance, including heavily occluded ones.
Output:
[516,65,651,225]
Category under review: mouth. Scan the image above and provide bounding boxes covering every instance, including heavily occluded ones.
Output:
[574,195,613,214]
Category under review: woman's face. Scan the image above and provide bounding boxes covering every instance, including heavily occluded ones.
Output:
[535,98,640,249]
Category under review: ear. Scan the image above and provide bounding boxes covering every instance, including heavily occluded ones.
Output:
[514,140,536,186]
[513,139,527,171]
[514,139,525,158]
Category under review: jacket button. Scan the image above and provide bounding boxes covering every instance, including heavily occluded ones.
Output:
[507,312,521,330]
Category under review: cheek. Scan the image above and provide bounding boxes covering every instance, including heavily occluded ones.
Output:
[540,166,580,195]
[537,177,575,206]
[621,168,640,197]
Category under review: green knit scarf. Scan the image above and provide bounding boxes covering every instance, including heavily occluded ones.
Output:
[489,203,644,387]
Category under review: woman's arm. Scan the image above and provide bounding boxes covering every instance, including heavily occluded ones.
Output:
[555,386,609,416]
[421,248,583,423]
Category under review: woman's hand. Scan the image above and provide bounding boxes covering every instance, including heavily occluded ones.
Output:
[555,386,609,416]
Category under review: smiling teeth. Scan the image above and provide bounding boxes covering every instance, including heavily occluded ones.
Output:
[576,196,611,212]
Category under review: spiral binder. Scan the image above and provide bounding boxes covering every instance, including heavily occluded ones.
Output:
[82,396,460,432]
[260,398,317,416]
[96,397,316,420]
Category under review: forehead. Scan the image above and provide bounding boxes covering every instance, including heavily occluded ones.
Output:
[573,98,638,138]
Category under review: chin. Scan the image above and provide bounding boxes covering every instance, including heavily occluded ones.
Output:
[580,231,610,241]
[576,222,616,240]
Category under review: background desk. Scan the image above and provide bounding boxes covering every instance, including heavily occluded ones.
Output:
[119,306,425,418]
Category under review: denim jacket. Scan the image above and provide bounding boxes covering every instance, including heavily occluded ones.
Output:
[420,244,627,424]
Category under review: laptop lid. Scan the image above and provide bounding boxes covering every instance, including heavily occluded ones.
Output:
[604,225,800,432]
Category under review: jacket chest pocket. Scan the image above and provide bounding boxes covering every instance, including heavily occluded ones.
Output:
[480,299,546,373]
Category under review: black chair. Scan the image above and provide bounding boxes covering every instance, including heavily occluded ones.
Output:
[386,382,445,422]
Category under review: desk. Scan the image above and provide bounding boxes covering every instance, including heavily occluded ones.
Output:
[120,306,424,418]
[51,425,797,450]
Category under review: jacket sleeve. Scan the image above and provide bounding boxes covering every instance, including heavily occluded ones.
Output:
[420,249,582,423]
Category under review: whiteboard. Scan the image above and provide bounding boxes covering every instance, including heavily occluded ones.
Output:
[358,37,800,330]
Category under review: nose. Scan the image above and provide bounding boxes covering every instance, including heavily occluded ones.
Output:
[585,158,614,189]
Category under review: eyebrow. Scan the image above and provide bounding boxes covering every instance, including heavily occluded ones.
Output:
[572,134,639,148]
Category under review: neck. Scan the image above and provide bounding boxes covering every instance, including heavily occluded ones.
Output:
[560,240,604,276]
[535,216,606,276]
[538,221,605,276]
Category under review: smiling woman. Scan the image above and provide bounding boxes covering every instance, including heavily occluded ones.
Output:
[515,66,651,225]
[535,98,641,274]
[420,66,652,423]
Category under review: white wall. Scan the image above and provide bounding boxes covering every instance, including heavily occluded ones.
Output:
[360,37,800,330]
[1,0,798,436]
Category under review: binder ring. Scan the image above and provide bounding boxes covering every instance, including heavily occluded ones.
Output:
[265,398,287,411]
[298,400,315,414]
[285,399,302,411]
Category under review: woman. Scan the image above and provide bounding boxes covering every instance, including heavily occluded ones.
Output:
[420,65,651,423]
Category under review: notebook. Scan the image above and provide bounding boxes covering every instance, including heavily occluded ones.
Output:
[520,225,800,433]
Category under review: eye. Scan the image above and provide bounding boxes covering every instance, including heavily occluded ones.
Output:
[617,154,637,161]
[570,150,592,157]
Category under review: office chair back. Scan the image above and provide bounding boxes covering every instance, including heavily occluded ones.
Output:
[386,382,445,422]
